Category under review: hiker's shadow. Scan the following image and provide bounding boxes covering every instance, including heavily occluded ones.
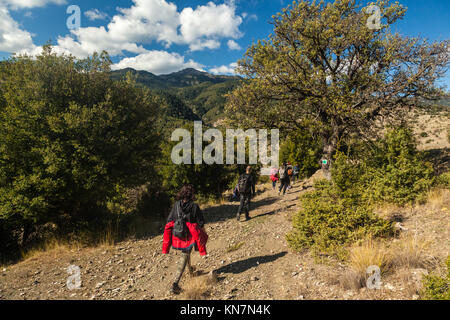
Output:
[214,252,287,275]
[205,196,278,224]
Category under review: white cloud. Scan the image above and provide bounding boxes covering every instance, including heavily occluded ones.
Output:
[7,0,245,77]
[189,39,221,51]
[55,26,148,57]
[209,62,237,75]
[111,50,204,75]
[248,14,258,21]
[85,9,108,21]
[180,1,243,51]
[0,4,35,52]
[50,0,244,56]
[227,39,241,50]
[0,0,67,53]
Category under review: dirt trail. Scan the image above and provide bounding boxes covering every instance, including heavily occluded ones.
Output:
[0,178,448,300]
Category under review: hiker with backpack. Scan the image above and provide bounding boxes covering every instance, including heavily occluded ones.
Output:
[292,164,300,183]
[278,162,290,195]
[270,167,279,190]
[236,166,256,221]
[286,162,294,190]
[162,184,208,295]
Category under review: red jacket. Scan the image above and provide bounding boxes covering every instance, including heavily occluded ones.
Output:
[162,221,208,256]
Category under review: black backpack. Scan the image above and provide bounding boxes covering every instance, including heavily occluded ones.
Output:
[237,174,251,194]
[173,201,188,239]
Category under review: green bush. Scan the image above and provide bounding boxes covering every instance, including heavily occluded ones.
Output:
[287,127,432,258]
[286,179,394,258]
[422,256,450,300]
[280,130,322,178]
[436,172,450,188]
[333,127,434,206]
[0,47,162,258]
[158,124,236,200]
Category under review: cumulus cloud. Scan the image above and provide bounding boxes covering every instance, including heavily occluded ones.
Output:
[0,4,35,52]
[180,1,243,51]
[209,62,237,75]
[55,26,148,57]
[4,0,245,76]
[85,9,108,21]
[227,40,241,50]
[0,0,67,53]
[50,0,244,56]
[111,50,204,75]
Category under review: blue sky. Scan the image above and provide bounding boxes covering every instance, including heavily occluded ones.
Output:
[0,0,449,88]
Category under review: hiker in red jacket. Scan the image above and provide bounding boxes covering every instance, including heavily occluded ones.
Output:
[162,184,208,294]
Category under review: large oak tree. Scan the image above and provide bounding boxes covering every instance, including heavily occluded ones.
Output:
[225,0,449,178]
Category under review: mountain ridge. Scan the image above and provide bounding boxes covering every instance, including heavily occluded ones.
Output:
[111,67,241,90]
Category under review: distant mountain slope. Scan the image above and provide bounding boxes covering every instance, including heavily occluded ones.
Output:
[157,91,201,121]
[110,68,240,90]
[110,68,242,125]
[158,68,240,88]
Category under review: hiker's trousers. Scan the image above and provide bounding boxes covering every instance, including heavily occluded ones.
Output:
[174,247,192,284]
[237,194,251,218]
[279,180,289,194]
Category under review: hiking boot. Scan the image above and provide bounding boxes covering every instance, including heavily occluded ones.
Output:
[171,282,181,295]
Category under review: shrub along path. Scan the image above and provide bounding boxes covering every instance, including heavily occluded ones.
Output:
[0,175,447,300]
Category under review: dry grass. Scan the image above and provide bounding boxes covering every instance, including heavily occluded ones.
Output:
[340,240,394,290]
[17,223,118,264]
[349,239,393,275]
[339,269,365,290]
[19,239,81,262]
[425,188,450,211]
[391,235,431,269]
[396,268,423,298]
[183,272,218,300]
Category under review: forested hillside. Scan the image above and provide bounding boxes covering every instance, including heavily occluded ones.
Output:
[110,67,242,125]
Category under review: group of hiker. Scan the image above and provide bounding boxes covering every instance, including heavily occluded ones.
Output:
[161,163,300,294]
[270,162,300,195]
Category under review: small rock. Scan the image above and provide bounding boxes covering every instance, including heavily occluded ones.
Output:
[291,272,298,277]
[251,276,259,281]
[95,282,105,289]
[297,295,304,300]
[412,294,420,300]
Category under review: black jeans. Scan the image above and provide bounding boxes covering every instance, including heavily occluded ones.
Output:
[237,193,251,219]
[279,179,289,194]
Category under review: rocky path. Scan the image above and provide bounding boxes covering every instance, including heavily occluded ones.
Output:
[0,179,446,300]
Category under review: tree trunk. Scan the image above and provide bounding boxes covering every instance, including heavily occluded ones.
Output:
[321,128,339,180]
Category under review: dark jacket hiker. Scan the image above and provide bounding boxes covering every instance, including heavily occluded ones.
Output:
[236,166,256,221]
